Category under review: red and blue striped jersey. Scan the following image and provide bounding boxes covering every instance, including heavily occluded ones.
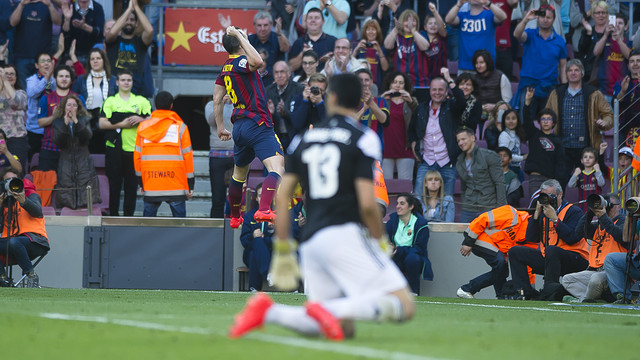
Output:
[576,169,602,211]
[391,34,428,88]
[215,55,272,127]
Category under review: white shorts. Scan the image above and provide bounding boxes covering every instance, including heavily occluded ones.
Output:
[299,222,408,302]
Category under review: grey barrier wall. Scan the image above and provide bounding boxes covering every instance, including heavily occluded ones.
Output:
[32,218,541,298]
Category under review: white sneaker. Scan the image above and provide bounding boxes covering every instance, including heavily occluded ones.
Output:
[456,287,474,299]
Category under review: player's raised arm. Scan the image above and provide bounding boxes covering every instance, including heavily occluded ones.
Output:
[226,26,264,72]
[213,84,231,141]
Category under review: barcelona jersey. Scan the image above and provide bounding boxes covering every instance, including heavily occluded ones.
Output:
[215,55,272,127]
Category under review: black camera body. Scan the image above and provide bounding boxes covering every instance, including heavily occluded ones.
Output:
[365,42,373,48]
[587,194,610,212]
[310,86,321,96]
[0,177,24,196]
[534,9,546,16]
[538,192,557,207]
[389,91,402,97]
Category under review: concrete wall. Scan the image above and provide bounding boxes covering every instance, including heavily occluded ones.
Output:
[28,218,540,298]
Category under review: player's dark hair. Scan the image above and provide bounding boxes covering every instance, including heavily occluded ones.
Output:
[222,28,242,54]
[117,69,134,80]
[397,192,423,217]
[496,146,512,159]
[155,91,174,110]
[327,73,361,110]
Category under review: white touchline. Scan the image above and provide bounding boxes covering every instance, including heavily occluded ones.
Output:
[39,313,448,360]
[417,301,640,317]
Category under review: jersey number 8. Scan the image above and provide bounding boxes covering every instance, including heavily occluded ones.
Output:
[224,76,238,104]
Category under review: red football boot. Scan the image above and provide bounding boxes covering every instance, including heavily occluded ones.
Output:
[254,209,276,223]
[306,302,344,341]
[229,292,274,339]
[230,216,243,229]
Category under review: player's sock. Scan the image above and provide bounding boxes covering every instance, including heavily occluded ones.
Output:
[323,294,405,322]
[229,177,245,219]
[259,172,281,212]
[265,304,321,336]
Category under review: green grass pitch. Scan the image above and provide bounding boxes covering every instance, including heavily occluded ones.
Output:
[1,289,639,360]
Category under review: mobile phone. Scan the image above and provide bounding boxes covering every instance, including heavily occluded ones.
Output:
[609,15,616,26]
[534,9,546,16]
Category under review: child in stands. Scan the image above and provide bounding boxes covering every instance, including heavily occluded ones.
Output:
[568,147,605,211]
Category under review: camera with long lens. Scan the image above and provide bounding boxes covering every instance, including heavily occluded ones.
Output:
[587,194,608,211]
[310,86,321,96]
[0,177,24,196]
[537,192,557,207]
[625,197,640,215]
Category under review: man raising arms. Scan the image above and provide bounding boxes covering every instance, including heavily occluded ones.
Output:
[213,26,285,228]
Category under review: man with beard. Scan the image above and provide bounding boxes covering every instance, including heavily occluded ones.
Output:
[37,65,85,171]
[105,0,153,97]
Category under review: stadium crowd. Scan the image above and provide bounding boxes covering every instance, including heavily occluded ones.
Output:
[0,0,638,302]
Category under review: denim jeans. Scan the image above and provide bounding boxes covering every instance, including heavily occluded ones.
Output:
[209,156,234,218]
[414,161,456,205]
[0,235,48,275]
[446,25,459,61]
[460,210,483,223]
[604,252,640,300]
[143,200,186,217]
[15,57,34,91]
[460,246,508,297]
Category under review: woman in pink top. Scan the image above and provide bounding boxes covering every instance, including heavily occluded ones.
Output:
[380,71,418,180]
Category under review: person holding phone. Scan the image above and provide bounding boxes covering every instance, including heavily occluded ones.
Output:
[593,12,630,103]
[380,71,417,181]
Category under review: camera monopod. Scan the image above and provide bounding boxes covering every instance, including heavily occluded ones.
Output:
[623,197,640,303]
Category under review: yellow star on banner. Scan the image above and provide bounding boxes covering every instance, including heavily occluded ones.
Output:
[167,22,195,52]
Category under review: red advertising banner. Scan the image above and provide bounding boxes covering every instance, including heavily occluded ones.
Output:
[163,8,258,66]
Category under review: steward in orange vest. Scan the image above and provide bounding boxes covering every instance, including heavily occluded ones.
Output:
[507,179,588,299]
[458,205,533,299]
[561,195,625,302]
[134,92,194,217]
[0,168,49,287]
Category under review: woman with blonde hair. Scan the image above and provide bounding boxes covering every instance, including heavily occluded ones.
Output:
[422,169,455,222]
[353,18,389,88]
[577,0,610,79]
[51,95,101,209]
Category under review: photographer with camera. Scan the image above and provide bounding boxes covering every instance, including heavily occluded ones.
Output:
[561,194,625,303]
[290,73,328,135]
[507,179,588,300]
[0,168,49,287]
[604,197,640,304]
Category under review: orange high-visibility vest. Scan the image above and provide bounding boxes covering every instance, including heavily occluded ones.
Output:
[374,161,389,209]
[134,110,194,197]
[465,205,534,255]
[588,217,625,268]
[540,204,589,259]
[1,201,47,239]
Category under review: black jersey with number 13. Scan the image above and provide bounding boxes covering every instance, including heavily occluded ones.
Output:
[286,114,382,242]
